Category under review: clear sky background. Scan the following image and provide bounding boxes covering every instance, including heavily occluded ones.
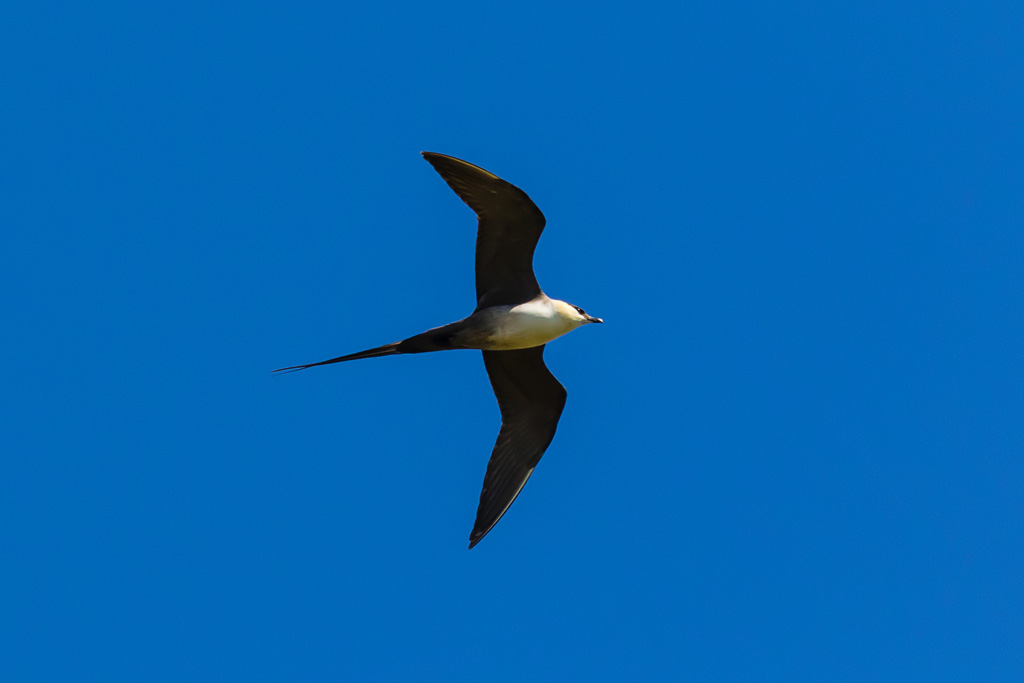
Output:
[3,2,1022,681]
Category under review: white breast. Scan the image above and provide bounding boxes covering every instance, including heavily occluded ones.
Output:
[474,299,579,350]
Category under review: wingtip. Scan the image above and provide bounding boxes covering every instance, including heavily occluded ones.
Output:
[467,518,499,549]
[468,522,492,549]
[420,152,502,183]
[421,151,450,167]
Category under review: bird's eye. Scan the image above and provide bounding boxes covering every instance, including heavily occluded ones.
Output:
[574,306,585,315]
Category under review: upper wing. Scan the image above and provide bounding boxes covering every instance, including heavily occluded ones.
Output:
[422,152,547,310]
[471,346,567,548]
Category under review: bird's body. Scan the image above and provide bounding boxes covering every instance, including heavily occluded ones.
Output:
[452,296,589,351]
[277,152,601,548]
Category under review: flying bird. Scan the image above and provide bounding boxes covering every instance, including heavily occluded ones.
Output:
[276,152,602,548]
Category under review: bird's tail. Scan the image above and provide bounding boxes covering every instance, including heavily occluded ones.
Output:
[272,342,403,374]
[272,319,468,374]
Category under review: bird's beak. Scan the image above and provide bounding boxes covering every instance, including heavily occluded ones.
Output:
[587,315,604,324]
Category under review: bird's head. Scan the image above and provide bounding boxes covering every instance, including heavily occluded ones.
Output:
[554,300,604,326]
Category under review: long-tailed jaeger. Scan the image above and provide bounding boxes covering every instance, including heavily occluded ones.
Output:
[275,152,602,548]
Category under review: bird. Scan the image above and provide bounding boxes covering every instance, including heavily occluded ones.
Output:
[276,152,602,548]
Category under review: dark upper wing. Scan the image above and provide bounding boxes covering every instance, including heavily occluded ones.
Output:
[421,152,547,310]
[471,346,567,548]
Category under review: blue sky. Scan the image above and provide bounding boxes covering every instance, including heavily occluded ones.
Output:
[3,1,1022,681]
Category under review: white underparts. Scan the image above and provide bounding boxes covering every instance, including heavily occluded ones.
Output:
[454,298,587,350]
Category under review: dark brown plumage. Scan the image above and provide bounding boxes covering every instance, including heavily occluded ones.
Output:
[421,153,547,310]
[472,346,567,548]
